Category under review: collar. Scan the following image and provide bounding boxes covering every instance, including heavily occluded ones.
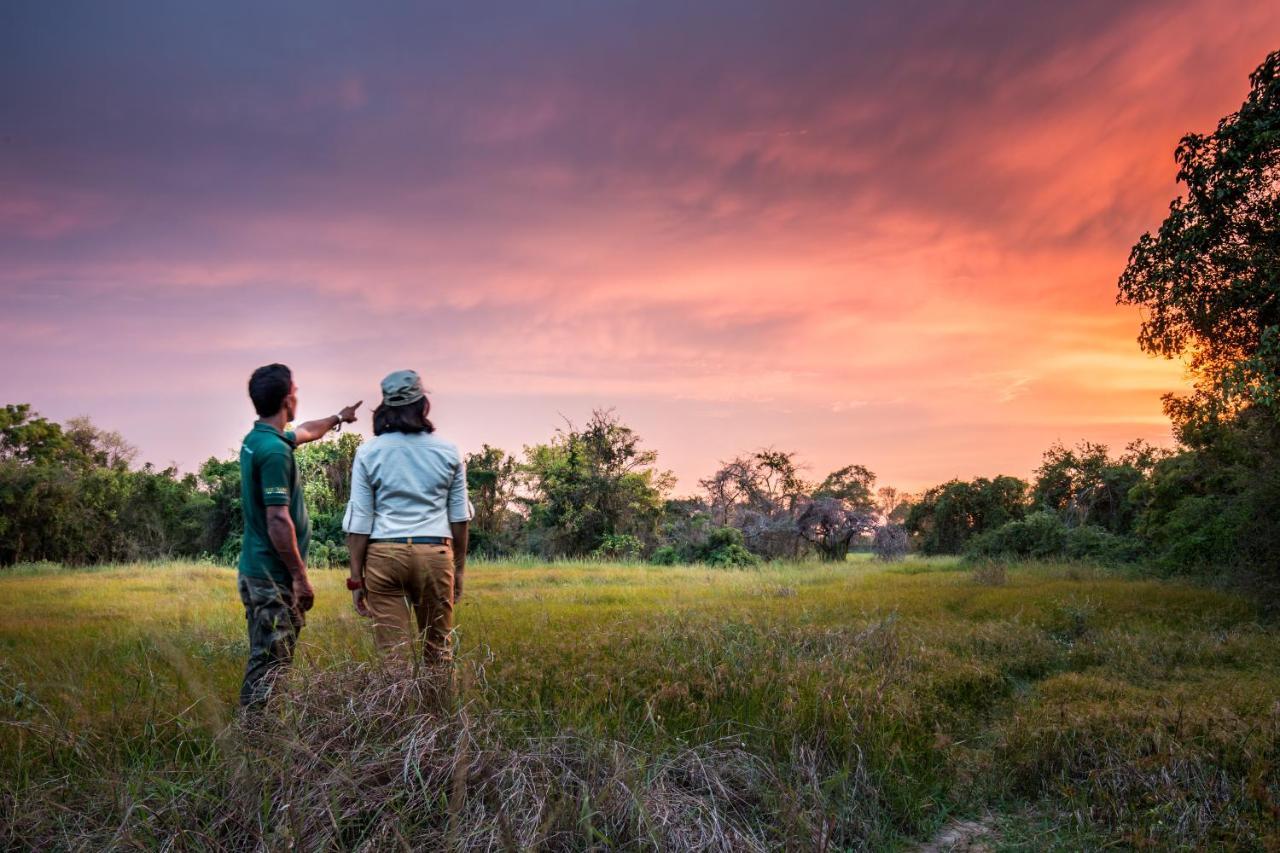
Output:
[253,421,296,448]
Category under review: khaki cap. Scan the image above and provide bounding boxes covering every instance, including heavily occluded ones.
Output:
[380,370,425,406]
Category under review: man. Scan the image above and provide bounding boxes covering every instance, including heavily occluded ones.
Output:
[343,370,470,664]
[238,363,360,707]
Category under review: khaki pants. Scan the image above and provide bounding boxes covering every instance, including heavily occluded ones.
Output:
[365,541,455,662]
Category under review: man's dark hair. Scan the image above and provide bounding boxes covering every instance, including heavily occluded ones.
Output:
[373,400,434,436]
[248,363,293,417]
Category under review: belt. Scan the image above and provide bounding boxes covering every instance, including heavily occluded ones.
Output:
[369,536,451,545]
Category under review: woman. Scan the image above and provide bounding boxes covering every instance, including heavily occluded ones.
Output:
[343,369,471,662]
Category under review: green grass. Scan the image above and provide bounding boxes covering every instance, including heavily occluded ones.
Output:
[1,557,1277,850]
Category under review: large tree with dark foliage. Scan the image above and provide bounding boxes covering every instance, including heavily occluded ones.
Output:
[1118,50,1280,430]
[1032,440,1164,535]
[1117,51,1280,588]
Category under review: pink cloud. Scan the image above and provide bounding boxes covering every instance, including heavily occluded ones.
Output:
[3,0,1276,490]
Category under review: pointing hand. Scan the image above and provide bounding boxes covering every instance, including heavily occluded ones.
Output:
[339,401,362,424]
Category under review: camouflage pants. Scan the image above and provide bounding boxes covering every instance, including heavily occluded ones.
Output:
[238,575,304,708]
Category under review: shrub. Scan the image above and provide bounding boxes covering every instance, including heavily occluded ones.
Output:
[1062,525,1144,565]
[651,525,758,567]
[968,513,1144,566]
[871,524,910,561]
[308,540,350,569]
[216,532,241,566]
[703,542,757,568]
[649,545,680,565]
[966,511,1067,560]
[591,533,644,561]
[699,526,758,567]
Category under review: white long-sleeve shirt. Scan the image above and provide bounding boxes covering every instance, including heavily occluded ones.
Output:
[342,431,472,539]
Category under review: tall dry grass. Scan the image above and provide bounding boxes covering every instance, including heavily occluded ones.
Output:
[4,658,891,850]
[2,558,1278,850]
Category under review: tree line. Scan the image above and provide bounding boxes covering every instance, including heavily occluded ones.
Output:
[0,405,880,569]
[0,399,1274,593]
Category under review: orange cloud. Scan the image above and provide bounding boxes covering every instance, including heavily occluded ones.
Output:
[2,0,1276,490]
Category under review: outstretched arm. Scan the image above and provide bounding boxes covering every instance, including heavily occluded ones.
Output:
[294,401,362,444]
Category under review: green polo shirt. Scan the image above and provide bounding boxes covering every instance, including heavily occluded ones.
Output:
[238,422,310,584]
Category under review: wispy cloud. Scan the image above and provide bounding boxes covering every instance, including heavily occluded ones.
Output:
[1,0,1274,488]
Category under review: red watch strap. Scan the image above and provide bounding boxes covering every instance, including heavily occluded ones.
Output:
[346,577,363,591]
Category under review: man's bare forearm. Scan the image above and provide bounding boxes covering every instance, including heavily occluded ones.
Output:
[293,415,340,444]
[347,533,369,582]
[266,510,307,581]
[450,521,469,591]
[295,401,362,444]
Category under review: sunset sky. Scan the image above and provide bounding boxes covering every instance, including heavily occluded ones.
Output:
[3,2,1278,492]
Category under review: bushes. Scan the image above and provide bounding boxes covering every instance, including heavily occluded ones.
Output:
[591,533,643,561]
[307,540,350,569]
[650,525,758,567]
[1131,416,1280,587]
[700,527,758,567]
[966,512,1142,565]
[0,461,207,565]
[650,545,680,565]
[966,512,1065,561]
[1062,525,1144,564]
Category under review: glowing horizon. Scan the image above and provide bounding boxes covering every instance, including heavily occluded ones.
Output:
[3,1,1278,492]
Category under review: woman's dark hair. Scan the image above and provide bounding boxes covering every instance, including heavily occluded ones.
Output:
[248,363,292,417]
[373,399,434,435]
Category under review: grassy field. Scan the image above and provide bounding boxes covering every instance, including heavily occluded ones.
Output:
[1,557,1277,850]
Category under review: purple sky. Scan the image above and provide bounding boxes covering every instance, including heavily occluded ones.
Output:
[3,1,1279,491]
